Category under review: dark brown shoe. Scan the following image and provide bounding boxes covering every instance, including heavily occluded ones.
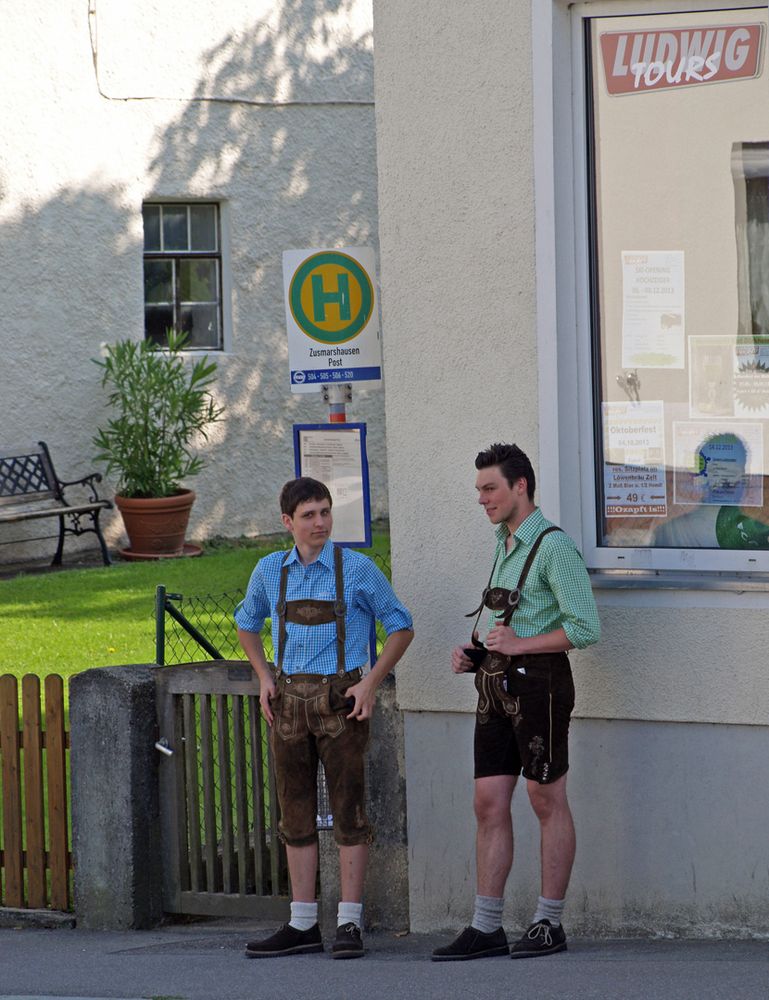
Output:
[431,925,509,962]
[509,920,567,959]
[245,922,323,958]
[331,921,364,959]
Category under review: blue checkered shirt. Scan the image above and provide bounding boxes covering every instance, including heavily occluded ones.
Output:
[234,541,413,675]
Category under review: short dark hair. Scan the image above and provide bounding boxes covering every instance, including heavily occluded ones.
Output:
[475,443,535,500]
[279,477,333,517]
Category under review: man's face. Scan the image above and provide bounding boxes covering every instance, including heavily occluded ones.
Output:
[282,497,333,550]
[475,465,527,525]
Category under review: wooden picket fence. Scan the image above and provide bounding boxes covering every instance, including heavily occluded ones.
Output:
[0,674,70,910]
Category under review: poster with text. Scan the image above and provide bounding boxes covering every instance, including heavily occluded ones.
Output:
[689,335,769,419]
[603,400,667,516]
[622,251,685,368]
[672,421,764,507]
[294,424,371,546]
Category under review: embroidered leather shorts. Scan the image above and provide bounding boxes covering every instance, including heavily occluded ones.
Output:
[473,652,574,785]
[270,668,372,847]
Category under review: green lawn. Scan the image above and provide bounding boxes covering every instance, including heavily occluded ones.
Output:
[0,531,391,682]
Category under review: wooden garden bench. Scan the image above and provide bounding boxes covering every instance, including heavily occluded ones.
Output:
[0,441,112,566]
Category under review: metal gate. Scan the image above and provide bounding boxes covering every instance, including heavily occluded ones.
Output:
[155,660,289,919]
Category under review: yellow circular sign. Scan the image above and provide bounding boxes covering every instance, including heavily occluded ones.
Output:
[289,251,374,344]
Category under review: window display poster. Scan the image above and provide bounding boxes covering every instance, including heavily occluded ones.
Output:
[688,336,736,418]
[672,421,764,506]
[734,338,769,419]
[293,423,372,546]
[603,400,667,516]
[689,336,769,419]
[621,251,685,369]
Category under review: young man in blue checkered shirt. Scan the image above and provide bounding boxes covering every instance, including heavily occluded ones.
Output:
[236,477,413,960]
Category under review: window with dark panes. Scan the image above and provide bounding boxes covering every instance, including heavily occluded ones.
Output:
[142,203,222,350]
[582,4,769,573]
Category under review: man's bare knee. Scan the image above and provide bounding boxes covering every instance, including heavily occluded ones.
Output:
[474,775,516,825]
[526,775,569,822]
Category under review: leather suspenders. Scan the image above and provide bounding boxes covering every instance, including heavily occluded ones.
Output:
[466,526,562,634]
[275,545,347,677]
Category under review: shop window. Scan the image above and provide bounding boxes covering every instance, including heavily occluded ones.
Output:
[583,4,769,572]
[142,202,222,350]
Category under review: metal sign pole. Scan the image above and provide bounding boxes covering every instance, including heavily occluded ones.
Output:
[322,383,352,423]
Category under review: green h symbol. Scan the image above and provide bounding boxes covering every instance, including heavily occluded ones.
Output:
[311,272,350,322]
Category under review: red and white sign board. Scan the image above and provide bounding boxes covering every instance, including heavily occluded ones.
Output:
[600,23,764,95]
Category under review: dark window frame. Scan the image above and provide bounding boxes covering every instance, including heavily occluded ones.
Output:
[142,202,223,351]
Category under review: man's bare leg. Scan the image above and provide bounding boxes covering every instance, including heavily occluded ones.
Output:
[339,843,368,902]
[475,774,517,896]
[431,775,517,960]
[286,842,319,902]
[508,774,574,959]
[331,844,368,958]
[526,774,575,900]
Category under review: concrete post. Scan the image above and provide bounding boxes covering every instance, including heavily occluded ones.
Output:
[70,664,163,929]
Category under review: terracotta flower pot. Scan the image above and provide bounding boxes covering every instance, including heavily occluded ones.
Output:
[115,489,196,557]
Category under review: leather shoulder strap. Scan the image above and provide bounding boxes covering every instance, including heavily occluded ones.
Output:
[275,551,291,674]
[499,526,562,627]
[515,526,561,593]
[333,545,346,676]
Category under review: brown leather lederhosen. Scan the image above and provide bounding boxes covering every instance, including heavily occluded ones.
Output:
[269,545,372,847]
[466,526,561,725]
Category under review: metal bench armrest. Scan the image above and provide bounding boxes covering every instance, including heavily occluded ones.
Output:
[58,472,109,506]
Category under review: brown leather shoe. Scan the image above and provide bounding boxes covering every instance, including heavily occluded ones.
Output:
[245,923,323,958]
[331,921,364,959]
[509,920,567,959]
[431,926,509,962]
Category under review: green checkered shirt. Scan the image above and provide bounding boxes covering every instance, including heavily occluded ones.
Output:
[486,508,600,649]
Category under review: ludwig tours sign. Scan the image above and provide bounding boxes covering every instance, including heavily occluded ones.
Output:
[600,23,764,95]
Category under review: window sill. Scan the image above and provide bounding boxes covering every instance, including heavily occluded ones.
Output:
[589,569,769,593]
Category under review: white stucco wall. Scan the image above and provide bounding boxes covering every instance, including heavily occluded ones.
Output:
[0,0,385,560]
[373,0,769,725]
[373,0,539,688]
[373,0,769,933]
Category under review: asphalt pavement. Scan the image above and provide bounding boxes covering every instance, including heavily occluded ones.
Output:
[1,919,768,1000]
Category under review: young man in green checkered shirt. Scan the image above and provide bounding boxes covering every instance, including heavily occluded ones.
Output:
[433,443,600,963]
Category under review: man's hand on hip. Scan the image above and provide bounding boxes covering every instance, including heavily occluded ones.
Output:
[452,645,475,673]
[344,676,377,720]
[259,673,277,726]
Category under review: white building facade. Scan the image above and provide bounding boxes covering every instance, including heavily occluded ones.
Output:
[374,0,769,935]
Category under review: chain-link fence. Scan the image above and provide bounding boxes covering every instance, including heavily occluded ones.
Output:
[154,544,391,833]
[155,550,391,668]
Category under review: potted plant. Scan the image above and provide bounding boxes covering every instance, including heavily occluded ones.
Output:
[93,330,224,559]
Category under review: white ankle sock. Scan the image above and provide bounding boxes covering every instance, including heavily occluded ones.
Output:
[470,894,504,934]
[289,900,318,930]
[533,896,565,927]
[338,900,363,929]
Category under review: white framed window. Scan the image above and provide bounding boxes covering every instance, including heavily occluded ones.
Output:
[142,202,223,350]
[564,1,769,576]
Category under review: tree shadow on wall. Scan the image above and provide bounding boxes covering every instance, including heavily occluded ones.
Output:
[146,0,387,539]
[0,185,140,473]
[0,0,384,558]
